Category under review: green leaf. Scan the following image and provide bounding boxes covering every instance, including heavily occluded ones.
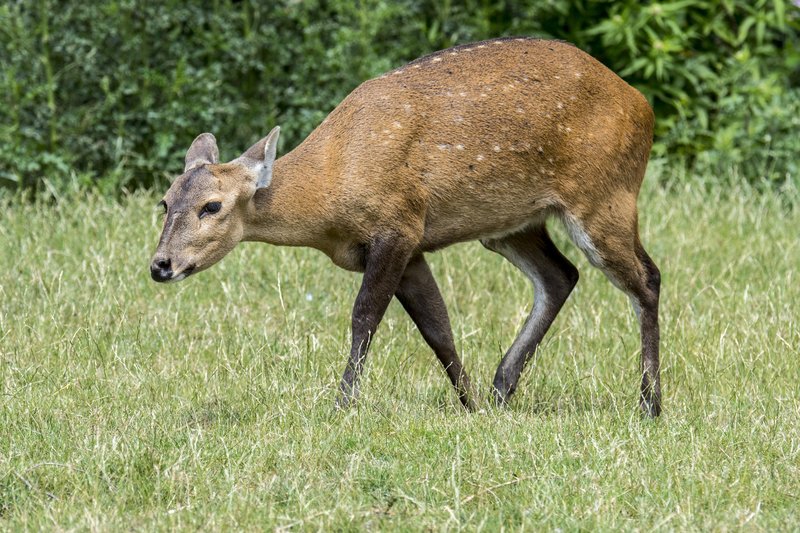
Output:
[737,16,756,45]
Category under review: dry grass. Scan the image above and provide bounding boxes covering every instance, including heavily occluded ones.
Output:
[1,170,799,530]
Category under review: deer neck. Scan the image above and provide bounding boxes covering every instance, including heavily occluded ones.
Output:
[243,143,330,248]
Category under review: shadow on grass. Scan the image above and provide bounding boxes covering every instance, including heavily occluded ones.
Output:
[182,398,255,428]
[422,384,638,419]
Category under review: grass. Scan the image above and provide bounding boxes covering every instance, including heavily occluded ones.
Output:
[1,169,799,530]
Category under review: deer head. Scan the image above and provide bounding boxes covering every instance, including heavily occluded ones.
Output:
[150,127,280,282]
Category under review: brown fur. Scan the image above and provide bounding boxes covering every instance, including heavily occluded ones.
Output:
[152,37,661,414]
[239,38,653,273]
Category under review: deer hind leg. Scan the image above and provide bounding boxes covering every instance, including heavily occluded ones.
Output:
[562,209,662,418]
[481,225,579,406]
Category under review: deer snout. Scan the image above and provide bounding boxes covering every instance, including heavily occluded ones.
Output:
[150,257,173,282]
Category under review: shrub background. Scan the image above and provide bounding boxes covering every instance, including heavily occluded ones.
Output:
[1,0,798,192]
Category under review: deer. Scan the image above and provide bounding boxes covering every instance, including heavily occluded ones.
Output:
[150,37,661,417]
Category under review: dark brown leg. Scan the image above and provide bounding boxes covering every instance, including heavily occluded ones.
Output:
[595,246,661,417]
[481,225,579,405]
[564,214,662,418]
[635,244,661,417]
[336,236,413,409]
[395,255,477,411]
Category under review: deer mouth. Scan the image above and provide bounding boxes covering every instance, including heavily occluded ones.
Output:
[170,264,196,282]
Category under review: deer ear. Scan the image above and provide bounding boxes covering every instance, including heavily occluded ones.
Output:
[236,126,280,190]
[184,133,219,172]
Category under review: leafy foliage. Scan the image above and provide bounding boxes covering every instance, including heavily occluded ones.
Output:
[576,0,800,181]
[1,0,798,192]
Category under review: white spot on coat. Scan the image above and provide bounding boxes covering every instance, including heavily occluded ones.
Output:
[432,57,442,62]
[493,145,501,152]
[456,144,465,150]
[476,154,485,161]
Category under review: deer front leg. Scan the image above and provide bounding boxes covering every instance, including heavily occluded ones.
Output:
[336,235,413,409]
[395,255,478,411]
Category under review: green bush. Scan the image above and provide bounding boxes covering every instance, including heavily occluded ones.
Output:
[1,0,798,192]
[577,0,800,182]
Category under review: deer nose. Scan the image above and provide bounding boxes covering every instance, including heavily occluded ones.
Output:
[150,257,173,282]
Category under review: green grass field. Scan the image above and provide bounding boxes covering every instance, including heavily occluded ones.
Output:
[1,169,799,530]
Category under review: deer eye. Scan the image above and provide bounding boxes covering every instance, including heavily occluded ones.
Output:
[158,200,167,216]
[199,201,222,218]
